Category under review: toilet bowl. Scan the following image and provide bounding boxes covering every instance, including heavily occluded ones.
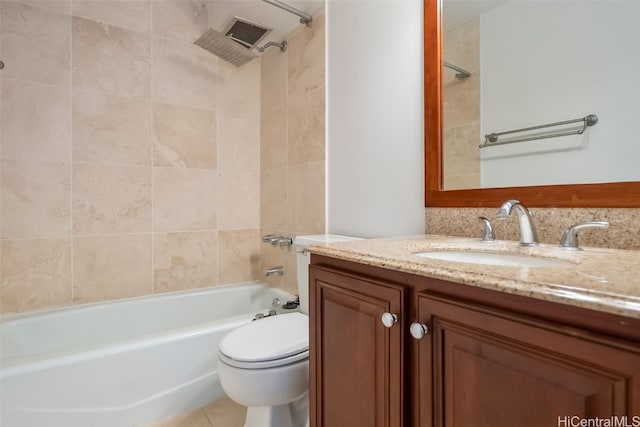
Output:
[218,312,309,427]
[218,235,362,427]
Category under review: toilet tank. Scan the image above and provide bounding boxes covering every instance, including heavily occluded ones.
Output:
[293,235,363,314]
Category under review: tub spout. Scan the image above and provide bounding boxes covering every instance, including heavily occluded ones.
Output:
[265,266,284,277]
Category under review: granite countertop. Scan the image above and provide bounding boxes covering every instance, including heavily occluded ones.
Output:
[307,235,640,319]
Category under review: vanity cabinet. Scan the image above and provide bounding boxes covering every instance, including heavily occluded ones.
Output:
[417,293,640,427]
[309,255,640,427]
[309,264,407,427]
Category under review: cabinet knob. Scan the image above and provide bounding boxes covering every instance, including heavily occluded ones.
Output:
[409,323,429,339]
[381,312,398,328]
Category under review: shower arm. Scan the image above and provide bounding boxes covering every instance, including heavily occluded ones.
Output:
[443,61,471,79]
[262,0,313,26]
[258,41,287,53]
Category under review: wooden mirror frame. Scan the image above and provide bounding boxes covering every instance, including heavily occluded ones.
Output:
[424,0,640,208]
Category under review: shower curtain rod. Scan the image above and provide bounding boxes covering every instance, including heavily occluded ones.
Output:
[443,61,471,79]
[262,0,313,26]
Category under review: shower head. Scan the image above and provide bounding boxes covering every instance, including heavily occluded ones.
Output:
[194,17,271,67]
[194,28,258,67]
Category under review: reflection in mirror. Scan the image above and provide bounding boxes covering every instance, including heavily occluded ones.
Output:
[441,0,640,190]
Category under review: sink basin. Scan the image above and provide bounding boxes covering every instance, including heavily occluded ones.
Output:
[414,250,569,268]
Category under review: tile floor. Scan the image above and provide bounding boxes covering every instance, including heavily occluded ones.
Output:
[142,397,246,427]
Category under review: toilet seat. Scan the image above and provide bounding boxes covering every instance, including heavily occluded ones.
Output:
[219,312,309,369]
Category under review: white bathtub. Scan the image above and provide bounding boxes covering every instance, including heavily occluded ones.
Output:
[0,282,294,427]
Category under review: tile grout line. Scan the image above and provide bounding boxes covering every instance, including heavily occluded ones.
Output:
[69,0,74,306]
[150,0,155,296]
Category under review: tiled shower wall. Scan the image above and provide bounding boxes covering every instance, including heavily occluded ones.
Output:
[259,13,326,295]
[0,0,263,313]
[442,17,480,190]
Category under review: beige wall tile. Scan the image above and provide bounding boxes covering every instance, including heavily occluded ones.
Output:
[288,89,325,166]
[73,233,152,304]
[72,163,152,234]
[217,112,259,172]
[218,59,259,120]
[283,246,298,295]
[22,0,70,14]
[218,229,260,284]
[217,60,260,172]
[153,102,216,168]
[153,167,217,231]
[152,0,207,42]
[443,17,479,78]
[287,161,325,234]
[152,36,217,110]
[73,90,151,165]
[261,106,287,170]
[443,122,480,177]
[443,73,479,130]
[153,230,217,293]
[1,79,71,162]
[1,160,71,238]
[260,168,287,231]
[443,173,481,190]
[1,238,72,313]
[259,237,297,295]
[72,0,151,34]
[72,16,151,99]
[287,12,324,101]
[218,169,259,230]
[260,240,286,289]
[260,47,287,115]
[1,1,70,86]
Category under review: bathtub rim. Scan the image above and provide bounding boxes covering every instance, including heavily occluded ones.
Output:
[1,282,295,379]
[0,281,288,322]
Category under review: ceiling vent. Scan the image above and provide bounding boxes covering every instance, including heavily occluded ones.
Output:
[223,17,272,50]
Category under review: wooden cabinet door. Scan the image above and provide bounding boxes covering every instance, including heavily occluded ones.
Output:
[416,293,640,427]
[309,265,406,427]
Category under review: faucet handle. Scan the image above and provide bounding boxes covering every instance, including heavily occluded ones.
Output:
[478,216,495,242]
[560,221,609,250]
[262,234,279,245]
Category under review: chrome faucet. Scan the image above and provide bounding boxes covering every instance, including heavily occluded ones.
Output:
[496,199,539,247]
[265,265,284,277]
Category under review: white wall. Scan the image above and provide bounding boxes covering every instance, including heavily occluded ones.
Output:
[326,0,425,238]
[480,1,640,188]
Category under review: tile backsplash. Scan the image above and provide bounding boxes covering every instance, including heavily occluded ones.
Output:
[426,207,640,250]
[0,0,267,313]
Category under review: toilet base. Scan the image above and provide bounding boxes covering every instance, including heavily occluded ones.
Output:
[243,393,309,427]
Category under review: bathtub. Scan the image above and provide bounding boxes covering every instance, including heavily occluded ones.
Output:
[0,282,294,427]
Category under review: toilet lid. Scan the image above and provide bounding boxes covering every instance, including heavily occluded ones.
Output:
[219,312,308,363]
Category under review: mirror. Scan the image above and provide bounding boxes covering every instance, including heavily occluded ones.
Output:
[424,0,640,207]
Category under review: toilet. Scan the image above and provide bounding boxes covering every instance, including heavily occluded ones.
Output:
[217,235,362,427]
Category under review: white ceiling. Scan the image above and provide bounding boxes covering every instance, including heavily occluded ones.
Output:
[443,0,506,31]
[207,0,325,49]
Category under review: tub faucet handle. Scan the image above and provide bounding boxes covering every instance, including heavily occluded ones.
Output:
[277,237,293,248]
[560,221,609,250]
[262,234,278,243]
[478,216,495,242]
